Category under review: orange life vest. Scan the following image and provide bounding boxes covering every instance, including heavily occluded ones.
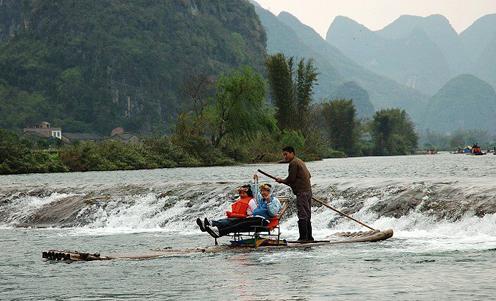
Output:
[226,196,252,218]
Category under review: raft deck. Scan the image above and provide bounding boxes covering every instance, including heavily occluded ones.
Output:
[42,229,393,262]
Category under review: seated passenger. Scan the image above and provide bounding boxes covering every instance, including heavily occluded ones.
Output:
[225,185,257,218]
[196,185,266,238]
[252,183,281,220]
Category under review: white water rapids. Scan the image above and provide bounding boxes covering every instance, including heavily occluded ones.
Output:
[1,153,496,300]
[1,153,496,251]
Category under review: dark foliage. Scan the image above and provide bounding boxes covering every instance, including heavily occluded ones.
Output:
[371,108,418,155]
[0,0,267,134]
[266,53,317,132]
[322,99,359,155]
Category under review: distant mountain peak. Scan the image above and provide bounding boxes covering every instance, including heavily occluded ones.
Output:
[441,74,495,91]
[394,14,449,22]
[379,14,453,39]
[278,11,322,38]
[424,74,496,133]
[330,16,369,30]
[425,14,449,21]
[278,11,308,29]
[460,14,496,69]
[423,14,452,28]
[462,13,496,33]
[333,15,361,24]
[278,11,299,22]
[326,15,371,42]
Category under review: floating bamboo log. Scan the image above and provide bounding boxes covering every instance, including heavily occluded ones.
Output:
[42,229,393,262]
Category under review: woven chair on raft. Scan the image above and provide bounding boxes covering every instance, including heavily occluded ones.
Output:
[226,197,289,248]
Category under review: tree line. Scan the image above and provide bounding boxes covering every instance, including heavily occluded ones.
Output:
[0,53,418,174]
[265,53,417,157]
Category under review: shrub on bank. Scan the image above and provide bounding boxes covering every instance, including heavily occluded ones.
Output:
[0,129,67,174]
[58,136,236,172]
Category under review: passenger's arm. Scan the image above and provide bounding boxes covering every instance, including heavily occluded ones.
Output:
[251,183,263,202]
[268,197,282,217]
[246,198,257,216]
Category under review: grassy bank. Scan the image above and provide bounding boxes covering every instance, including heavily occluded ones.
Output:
[0,130,345,175]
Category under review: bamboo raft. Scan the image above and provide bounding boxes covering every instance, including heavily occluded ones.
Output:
[42,171,395,262]
[42,228,393,262]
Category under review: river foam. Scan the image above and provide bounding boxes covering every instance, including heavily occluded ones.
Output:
[1,154,496,250]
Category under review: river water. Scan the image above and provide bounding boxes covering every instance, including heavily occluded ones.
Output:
[1,153,496,300]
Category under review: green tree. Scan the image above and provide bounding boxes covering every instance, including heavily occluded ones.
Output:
[266,53,295,130]
[280,130,305,150]
[371,108,418,155]
[0,129,29,174]
[206,67,276,147]
[0,83,47,129]
[0,129,66,174]
[266,53,318,132]
[295,58,318,131]
[322,99,358,155]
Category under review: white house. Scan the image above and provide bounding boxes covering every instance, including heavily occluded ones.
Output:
[23,121,62,140]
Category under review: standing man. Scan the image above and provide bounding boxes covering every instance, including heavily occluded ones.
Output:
[276,146,314,242]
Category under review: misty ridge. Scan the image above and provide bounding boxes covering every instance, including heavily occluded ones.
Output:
[255,3,496,135]
[0,0,495,138]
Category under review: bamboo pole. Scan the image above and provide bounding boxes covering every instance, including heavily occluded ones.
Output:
[257,169,376,231]
[310,197,376,231]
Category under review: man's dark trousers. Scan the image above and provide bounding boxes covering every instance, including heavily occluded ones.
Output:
[296,191,313,241]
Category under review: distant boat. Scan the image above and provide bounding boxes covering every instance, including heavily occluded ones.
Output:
[452,145,487,155]
[470,144,485,155]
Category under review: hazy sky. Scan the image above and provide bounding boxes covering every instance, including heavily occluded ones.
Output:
[255,0,496,37]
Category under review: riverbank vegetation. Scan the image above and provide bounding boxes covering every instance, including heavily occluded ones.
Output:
[1,53,419,175]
